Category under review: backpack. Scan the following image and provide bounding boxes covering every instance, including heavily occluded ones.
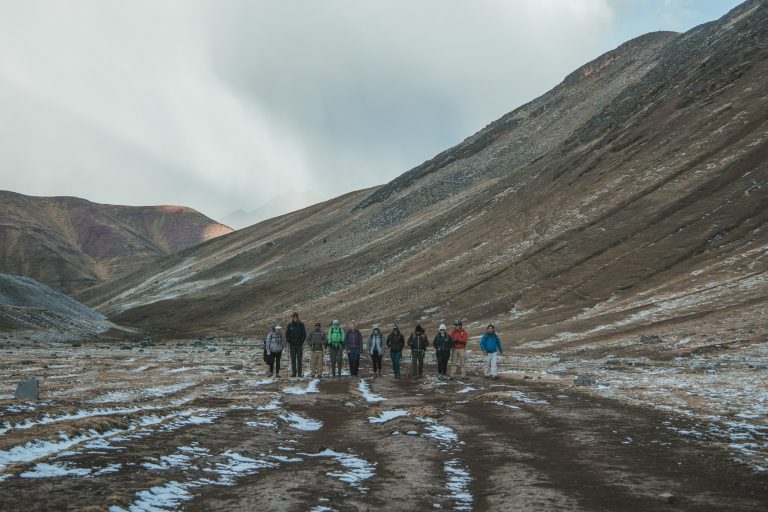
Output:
[328,327,344,345]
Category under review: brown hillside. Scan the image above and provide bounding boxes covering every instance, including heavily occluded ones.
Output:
[82,1,767,347]
[0,191,232,294]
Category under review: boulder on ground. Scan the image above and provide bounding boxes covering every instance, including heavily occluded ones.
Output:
[14,377,40,400]
[574,375,597,387]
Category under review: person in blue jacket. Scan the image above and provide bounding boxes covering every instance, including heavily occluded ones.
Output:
[479,324,503,378]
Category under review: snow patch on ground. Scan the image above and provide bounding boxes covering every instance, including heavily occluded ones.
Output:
[444,459,473,511]
[110,450,278,512]
[368,410,408,424]
[302,449,376,492]
[86,383,195,404]
[284,378,320,395]
[278,412,323,431]
[357,379,386,402]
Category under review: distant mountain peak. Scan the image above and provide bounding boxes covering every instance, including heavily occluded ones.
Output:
[0,190,233,293]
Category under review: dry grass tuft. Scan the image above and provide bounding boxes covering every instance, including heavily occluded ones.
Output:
[408,406,440,418]
[474,391,510,401]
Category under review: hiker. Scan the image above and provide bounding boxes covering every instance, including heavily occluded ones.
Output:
[480,324,503,378]
[450,320,468,377]
[285,311,307,378]
[433,323,453,377]
[345,320,363,377]
[386,324,405,379]
[327,320,345,377]
[307,321,327,378]
[265,324,285,378]
[408,325,429,379]
[367,324,385,377]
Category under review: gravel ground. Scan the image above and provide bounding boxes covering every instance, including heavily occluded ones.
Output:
[0,338,766,511]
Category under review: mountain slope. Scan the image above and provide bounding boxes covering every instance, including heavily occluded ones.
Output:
[0,273,114,336]
[82,1,768,346]
[0,191,233,294]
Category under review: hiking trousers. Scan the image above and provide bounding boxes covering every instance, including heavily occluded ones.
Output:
[348,352,361,376]
[411,350,425,378]
[451,348,466,377]
[289,343,304,377]
[328,345,343,375]
[371,350,383,374]
[310,350,324,376]
[267,352,282,376]
[436,350,450,375]
[390,351,402,378]
[484,351,498,377]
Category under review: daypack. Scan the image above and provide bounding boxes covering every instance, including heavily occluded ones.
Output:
[328,327,344,345]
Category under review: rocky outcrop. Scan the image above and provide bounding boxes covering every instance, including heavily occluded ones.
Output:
[0,274,114,337]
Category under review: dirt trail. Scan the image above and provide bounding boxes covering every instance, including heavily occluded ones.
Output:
[0,343,766,511]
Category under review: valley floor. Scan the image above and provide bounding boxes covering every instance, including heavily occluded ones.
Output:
[0,339,766,511]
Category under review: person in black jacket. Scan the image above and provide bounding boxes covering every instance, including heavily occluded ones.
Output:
[433,323,453,377]
[408,325,429,379]
[386,324,405,379]
[285,312,307,378]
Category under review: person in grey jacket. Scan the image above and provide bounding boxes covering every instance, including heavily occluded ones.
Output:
[367,324,385,377]
[265,324,285,378]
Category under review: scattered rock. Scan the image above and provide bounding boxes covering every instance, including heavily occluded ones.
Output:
[15,377,40,400]
[208,347,217,352]
[574,375,597,386]
[659,492,679,504]
[225,350,232,356]
[120,345,132,350]
[231,363,243,370]
[640,335,662,344]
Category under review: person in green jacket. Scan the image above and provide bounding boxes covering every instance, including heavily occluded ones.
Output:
[327,319,345,377]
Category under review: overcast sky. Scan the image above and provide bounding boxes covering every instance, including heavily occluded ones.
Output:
[0,0,744,220]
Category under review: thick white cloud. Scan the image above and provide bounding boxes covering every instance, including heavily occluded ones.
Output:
[0,0,740,219]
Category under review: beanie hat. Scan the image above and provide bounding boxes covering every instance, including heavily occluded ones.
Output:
[333,319,340,326]
[439,323,447,331]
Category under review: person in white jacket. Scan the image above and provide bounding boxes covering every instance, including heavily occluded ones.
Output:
[367,324,385,377]
[265,325,285,378]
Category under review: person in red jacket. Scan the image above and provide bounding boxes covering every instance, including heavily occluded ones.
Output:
[450,320,469,377]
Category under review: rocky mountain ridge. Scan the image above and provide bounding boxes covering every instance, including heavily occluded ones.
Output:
[0,191,233,294]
